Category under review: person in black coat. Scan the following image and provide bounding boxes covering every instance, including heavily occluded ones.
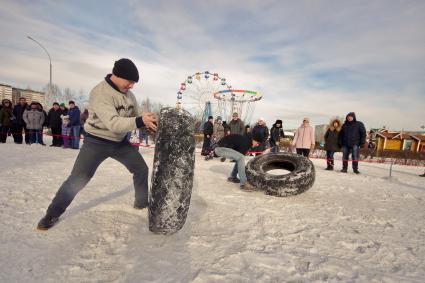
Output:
[338,112,366,174]
[324,118,342,170]
[269,119,284,153]
[0,99,14,143]
[215,134,259,191]
[12,97,30,144]
[47,102,64,147]
[251,118,269,154]
[201,116,214,155]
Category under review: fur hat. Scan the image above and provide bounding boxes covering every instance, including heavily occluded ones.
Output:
[328,118,342,131]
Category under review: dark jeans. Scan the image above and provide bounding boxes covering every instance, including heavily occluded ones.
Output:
[215,147,247,185]
[29,129,43,144]
[70,126,81,149]
[51,127,62,146]
[270,140,280,153]
[342,145,359,170]
[12,124,29,144]
[46,140,149,218]
[0,126,10,143]
[296,148,310,157]
[139,132,148,145]
[326,150,335,167]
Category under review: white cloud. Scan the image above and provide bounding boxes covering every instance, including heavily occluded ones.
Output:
[0,0,424,130]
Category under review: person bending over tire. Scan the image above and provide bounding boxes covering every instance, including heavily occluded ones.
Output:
[37,58,158,230]
[214,134,259,191]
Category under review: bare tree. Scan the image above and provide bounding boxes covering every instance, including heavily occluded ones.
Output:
[43,83,63,105]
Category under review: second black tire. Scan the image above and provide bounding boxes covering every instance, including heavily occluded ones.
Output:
[246,152,315,197]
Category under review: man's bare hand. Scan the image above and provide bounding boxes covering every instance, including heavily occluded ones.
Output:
[142,112,158,131]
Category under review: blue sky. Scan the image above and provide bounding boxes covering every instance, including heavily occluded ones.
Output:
[1,0,424,129]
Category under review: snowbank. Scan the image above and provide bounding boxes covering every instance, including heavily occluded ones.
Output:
[0,139,424,282]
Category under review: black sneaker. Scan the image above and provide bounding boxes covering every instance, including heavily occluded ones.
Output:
[37,215,59,230]
[227,177,240,183]
[340,169,347,173]
[420,173,425,177]
[353,169,360,174]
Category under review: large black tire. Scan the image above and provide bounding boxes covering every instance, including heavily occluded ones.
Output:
[149,107,196,234]
[246,152,315,197]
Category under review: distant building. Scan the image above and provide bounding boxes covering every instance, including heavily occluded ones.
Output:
[0,83,46,108]
[0,84,13,102]
[412,135,425,152]
[376,130,425,152]
[12,88,46,108]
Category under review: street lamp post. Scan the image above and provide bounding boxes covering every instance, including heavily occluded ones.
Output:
[27,35,52,100]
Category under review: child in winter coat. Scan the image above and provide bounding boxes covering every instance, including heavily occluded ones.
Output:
[292,118,315,157]
[61,115,71,148]
[324,118,342,170]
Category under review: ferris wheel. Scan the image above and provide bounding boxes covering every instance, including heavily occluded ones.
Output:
[213,89,263,124]
[176,71,232,120]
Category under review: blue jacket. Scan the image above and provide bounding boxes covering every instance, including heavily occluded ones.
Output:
[68,106,81,127]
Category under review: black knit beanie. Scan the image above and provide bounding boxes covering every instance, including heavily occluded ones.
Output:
[112,58,139,82]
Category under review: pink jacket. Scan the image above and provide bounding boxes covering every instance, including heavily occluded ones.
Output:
[293,126,315,149]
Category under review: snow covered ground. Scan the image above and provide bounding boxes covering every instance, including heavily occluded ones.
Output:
[1,138,424,283]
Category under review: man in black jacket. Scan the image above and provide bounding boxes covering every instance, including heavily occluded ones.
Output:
[47,102,63,147]
[251,118,269,153]
[338,112,366,174]
[215,134,259,191]
[12,97,30,144]
[202,116,214,155]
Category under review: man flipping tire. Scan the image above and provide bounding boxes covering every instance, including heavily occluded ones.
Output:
[37,58,158,230]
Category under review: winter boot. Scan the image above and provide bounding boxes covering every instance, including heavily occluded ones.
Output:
[325,164,333,170]
[37,214,59,231]
[353,161,360,174]
[240,183,255,192]
[341,161,348,173]
[227,176,240,183]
